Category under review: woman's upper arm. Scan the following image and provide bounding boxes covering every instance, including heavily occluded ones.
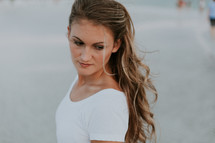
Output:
[87,92,128,142]
[91,140,123,143]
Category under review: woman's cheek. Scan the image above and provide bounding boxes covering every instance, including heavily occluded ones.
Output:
[100,52,111,66]
[70,46,80,58]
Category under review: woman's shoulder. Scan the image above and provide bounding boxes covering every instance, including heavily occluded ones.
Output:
[97,88,125,100]
[90,88,127,110]
[83,88,128,119]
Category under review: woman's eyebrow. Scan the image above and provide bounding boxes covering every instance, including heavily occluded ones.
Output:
[72,36,104,44]
[93,42,104,44]
[72,36,83,41]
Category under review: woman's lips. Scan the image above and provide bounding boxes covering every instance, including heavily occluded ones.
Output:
[79,62,92,68]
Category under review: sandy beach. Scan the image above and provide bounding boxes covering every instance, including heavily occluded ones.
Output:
[0,1,215,143]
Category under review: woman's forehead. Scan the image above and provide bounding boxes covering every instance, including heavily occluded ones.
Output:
[70,19,114,43]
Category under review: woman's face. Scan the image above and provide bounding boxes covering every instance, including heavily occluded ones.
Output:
[68,19,120,77]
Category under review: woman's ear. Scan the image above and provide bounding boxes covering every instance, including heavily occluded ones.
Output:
[112,39,121,53]
[67,26,70,37]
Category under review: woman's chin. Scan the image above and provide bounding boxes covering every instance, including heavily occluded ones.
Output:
[76,69,93,76]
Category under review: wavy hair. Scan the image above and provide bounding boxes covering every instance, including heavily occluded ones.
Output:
[68,0,158,142]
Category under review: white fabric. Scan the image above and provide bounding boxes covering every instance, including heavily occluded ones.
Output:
[55,76,129,143]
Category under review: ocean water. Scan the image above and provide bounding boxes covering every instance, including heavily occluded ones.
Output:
[0,0,215,143]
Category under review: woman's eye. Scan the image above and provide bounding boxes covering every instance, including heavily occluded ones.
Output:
[95,45,104,50]
[74,41,84,46]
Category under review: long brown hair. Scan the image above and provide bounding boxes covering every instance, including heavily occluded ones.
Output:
[68,0,158,142]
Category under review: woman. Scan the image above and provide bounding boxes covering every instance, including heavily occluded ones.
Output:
[177,0,186,8]
[55,0,158,143]
[199,0,206,12]
[209,0,215,37]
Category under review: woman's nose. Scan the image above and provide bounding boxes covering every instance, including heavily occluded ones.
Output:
[80,47,92,61]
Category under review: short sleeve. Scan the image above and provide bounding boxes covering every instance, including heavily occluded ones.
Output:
[87,94,129,142]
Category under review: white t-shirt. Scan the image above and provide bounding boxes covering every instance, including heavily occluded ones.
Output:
[55,76,129,143]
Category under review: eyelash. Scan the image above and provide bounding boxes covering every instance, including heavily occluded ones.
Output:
[73,40,104,50]
[95,45,104,50]
[74,41,84,46]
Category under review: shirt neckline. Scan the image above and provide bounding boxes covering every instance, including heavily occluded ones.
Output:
[69,88,124,104]
[68,76,124,104]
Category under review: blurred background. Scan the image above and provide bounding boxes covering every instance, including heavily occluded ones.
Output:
[0,0,215,143]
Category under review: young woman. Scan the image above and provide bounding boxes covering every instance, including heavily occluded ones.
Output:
[209,0,215,37]
[55,0,158,143]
